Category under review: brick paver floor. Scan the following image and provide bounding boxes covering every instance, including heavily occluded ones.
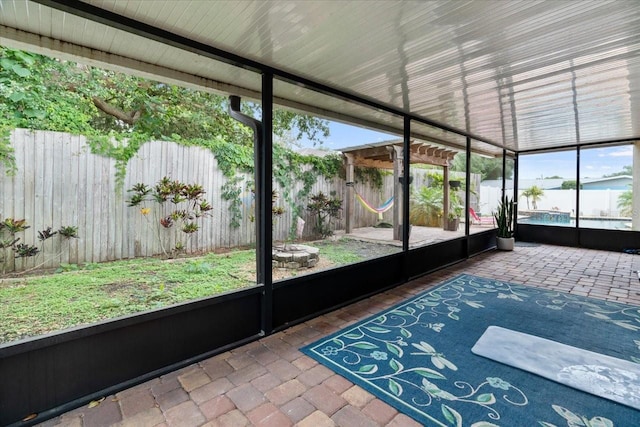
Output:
[37,243,640,426]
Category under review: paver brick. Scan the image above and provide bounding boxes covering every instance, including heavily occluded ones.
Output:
[265,379,306,405]
[118,390,156,417]
[387,413,423,427]
[248,345,281,366]
[226,383,267,412]
[332,405,378,427]
[190,378,234,404]
[164,401,205,427]
[116,407,164,427]
[226,352,255,370]
[178,368,211,392]
[341,385,374,408]
[199,395,235,420]
[298,410,336,427]
[266,359,301,381]
[82,396,122,426]
[55,414,83,427]
[297,364,333,387]
[200,358,234,381]
[151,379,181,397]
[323,374,353,394]
[280,397,316,423]
[292,355,317,371]
[247,402,293,427]
[202,409,249,427]
[227,363,268,385]
[362,398,398,424]
[156,387,189,411]
[251,372,282,393]
[302,384,347,416]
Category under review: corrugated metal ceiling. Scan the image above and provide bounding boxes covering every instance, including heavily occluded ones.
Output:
[1,0,640,154]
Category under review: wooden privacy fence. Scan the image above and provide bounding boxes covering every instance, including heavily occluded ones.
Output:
[1,129,405,271]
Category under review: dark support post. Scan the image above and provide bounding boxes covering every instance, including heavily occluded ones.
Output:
[513,153,519,236]
[345,154,355,234]
[403,116,411,251]
[576,146,580,229]
[443,167,450,227]
[502,149,507,200]
[227,73,273,335]
[392,146,403,241]
[261,72,274,335]
[464,137,471,258]
[465,137,471,256]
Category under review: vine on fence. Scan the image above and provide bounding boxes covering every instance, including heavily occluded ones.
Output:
[201,137,345,234]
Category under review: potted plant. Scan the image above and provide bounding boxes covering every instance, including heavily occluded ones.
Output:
[445,203,463,231]
[494,196,515,250]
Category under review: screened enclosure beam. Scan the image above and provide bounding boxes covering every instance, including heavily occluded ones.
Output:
[260,73,274,335]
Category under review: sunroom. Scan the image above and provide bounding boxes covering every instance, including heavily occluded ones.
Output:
[1,1,639,425]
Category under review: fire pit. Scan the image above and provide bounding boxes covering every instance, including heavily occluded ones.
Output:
[272,244,319,269]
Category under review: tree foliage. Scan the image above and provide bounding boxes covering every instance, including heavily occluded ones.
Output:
[306,192,342,238]
[0,46,330,172]
[0,46,329,143]
[0,46,340,230]
[604,165,632,178]
[450,153,513,181]
[521,185,544,210]
[560,180,582,190]
[617,188,633,217]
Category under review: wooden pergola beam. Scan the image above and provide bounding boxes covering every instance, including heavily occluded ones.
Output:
[342,139,462,239]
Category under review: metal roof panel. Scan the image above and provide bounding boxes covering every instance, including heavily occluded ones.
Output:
[1,0,640,152]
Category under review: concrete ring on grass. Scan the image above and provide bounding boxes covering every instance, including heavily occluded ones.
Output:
[272,244,319,269]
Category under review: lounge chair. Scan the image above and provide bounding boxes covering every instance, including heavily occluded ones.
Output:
[470,208,494,226]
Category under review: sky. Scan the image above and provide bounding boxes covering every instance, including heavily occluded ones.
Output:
[518,145,633,180]
[305,121,633,180]
[309,121,396,150]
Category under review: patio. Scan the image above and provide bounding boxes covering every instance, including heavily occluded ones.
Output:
[38,244,640,426]
[340,223,494,248]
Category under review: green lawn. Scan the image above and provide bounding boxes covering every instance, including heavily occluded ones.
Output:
[0,239,398,344]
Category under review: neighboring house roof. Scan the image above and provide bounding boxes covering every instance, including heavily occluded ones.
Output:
[481,179,562,190]
[482,176,632,190]
[581,175,632,190]
[296,148,337,157]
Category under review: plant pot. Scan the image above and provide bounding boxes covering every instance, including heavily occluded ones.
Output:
[445,218,459,231]
[449,180,461,189]
[496,236,515,251]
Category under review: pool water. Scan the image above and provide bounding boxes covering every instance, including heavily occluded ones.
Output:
[519,218,631,230]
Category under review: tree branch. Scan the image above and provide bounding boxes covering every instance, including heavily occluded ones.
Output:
[92,97,141,125]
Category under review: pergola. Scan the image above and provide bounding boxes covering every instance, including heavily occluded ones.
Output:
[341,140,458,239]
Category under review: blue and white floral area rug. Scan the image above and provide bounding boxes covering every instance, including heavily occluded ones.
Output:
[301,274,640,426]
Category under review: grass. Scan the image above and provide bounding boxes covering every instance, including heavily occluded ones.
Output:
[0,238,399,344]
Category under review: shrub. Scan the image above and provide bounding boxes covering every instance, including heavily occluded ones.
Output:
[0,217,78,275]
[127,177,213,258]
[307,191,342,238]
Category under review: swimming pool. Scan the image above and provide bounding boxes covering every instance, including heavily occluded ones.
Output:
[518,218,631,230]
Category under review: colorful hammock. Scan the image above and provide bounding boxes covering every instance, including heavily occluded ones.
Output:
[355,192,394,219]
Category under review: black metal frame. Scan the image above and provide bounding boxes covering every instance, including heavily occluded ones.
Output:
[515,145,640,249]
[1,1,637,426]
[0,287,264,426]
